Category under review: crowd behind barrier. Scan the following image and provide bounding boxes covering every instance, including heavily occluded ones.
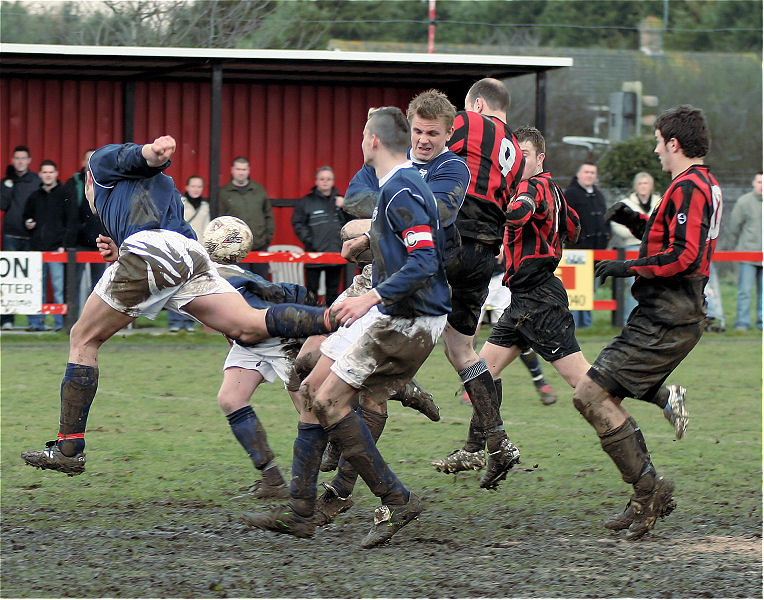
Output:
[2,248,760,333]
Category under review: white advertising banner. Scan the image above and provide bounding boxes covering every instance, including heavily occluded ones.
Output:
[0,251,43,315]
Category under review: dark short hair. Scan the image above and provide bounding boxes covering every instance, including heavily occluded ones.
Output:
[406,89,457,130]
[514,126,545,155]
[367,107,411,155]
[316,166,334,177]
[232,156,250,166]
[13,145,30,156]
[653,105,710,159]
[40,159,57,169]
[186,174,203,185]
[466,78,510,112]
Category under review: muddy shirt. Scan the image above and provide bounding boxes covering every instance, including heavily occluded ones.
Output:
[88,143,195,246]
[370,162,450,318]
[215,263,310,309]
[627,164,722,325]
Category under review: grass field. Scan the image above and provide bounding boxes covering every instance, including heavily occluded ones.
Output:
[1,318,761,598]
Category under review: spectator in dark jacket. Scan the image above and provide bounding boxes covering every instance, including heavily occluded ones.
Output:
[23,160,78,331]
[564,162,610,328]
[1,145,40,329]
[291,166,349,305]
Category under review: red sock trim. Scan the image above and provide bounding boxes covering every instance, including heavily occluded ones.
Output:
[57,432,85,440]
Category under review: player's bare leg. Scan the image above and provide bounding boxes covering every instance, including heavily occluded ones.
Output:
[22,293,135,475]
[573,375,676,540]
[185,292,337,345]
[219,367,288,500]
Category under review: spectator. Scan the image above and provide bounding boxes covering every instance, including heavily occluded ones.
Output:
[218,157,274,279]
[168,175,210,332]
[609,172,661,324]
[291,166,349,305]
[23,160,78,331]
[1,145,41,329]
[565,162,610,328]
[728,172,762,331]
[64,149,108,317]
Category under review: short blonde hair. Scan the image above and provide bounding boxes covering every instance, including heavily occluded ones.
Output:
[632,171,654,189]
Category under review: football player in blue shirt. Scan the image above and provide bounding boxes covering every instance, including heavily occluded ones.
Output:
[22,136,339,477]
[244,107,451,548]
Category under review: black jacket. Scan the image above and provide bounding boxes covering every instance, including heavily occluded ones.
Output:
[291,186,349,252]
[563,178,610,250]
[22,181,79,251]
[1,168,42,239]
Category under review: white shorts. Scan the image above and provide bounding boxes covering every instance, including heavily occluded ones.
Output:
[94,229,236,319]
[480,273,512,324]
[224,338,300,388]
[322,306,447,404]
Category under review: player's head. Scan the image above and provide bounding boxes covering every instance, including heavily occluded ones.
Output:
[315,166,335,195]
[185,175,204,198]
[362,107,411,166]
[231,156,250,185]
[514,127,545,181]
[465,78,510,115]
[653,105,710,168]
[406,90,457,162]
[39,159,58,186]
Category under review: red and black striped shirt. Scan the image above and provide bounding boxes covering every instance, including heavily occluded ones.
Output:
[629,165,722,279]
[449,111,524,246]
[503,171,580,291]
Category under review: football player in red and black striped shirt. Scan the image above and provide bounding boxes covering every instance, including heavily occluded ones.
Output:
[574,105,722,540]
[474,127,591,412]
[432,78,526,490]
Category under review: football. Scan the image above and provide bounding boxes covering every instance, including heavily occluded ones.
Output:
[202,216,254,264]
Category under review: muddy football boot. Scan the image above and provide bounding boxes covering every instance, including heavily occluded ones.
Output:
[625,477,676,541]
[313,483,354,526]
[231,479,289,501]
[21,441,86,476]
[604,501,636,531]
[396,380,440,422]
[538,384,558,406]
[479,438,521,490]
[319,441,342,472]
[242,504,316,539]
[360,492,423,549]
[664,385,688,439]
[431,448,486,473]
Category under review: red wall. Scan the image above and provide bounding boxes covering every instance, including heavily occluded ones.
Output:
[1,77,420,246]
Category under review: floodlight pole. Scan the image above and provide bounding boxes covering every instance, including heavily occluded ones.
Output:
[428,0,436,54]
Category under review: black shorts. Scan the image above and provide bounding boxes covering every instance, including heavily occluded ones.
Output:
[486,276,580,362]
[446,239,496,336]
[588,306,704,400]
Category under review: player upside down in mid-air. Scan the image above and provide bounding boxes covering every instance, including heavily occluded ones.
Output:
[22,136,340,476]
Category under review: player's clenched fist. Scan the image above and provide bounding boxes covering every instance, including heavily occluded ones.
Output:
[142,135,176,167]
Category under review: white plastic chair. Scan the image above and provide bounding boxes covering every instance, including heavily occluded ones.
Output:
[267,244,305,285]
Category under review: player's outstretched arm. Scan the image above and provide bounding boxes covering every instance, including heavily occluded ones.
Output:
[142,135,176,167]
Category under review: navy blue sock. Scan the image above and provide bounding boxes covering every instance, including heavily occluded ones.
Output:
[264,304,333,339]
[226,406,274,469]
[57,363,98,456]
[289,422,328,516]
[327,411,408,506]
